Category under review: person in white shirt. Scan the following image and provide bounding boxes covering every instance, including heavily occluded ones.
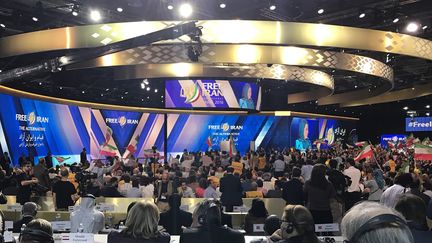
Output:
[380,173,413,208]
[343,158,362,210]
[178,181,196,198]
[273,155,285,178]
[300,160,314,181]
[126,179,142,198]
[140,176,155,198]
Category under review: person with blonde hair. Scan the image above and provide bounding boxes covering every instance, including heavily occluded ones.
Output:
[108,201,170,243]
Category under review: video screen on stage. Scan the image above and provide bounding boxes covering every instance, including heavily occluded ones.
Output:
[90,109,165,160]
[318,118,357,147]
[291,118,318,151]
[167,114,292,156]
[165,79,261,110]
[0,93,90,166]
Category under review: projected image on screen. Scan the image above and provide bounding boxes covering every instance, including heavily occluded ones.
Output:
[165,79,261,110]
[291,118,318,151]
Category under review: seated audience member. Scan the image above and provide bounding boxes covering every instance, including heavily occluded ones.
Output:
[264,215,281,236]
[108,201,170,243]
[159,194,192,235]
[342,201,414,243]
[204,179,218,199]
[409,177,431,206]
[266,180,283,198]
[70,194,105,233]
[245,182,264,198]
[13,202,38,233]
[180,199,245,243]
[101,177,123,197]
[177,181,196,198]
[52,168,78,210]
[116,201,137,229]
[19,219,53,243]
[196,178,207,198]
[268,205,320,243]
[244,198,269,235]
[140,176,155,198]
[126,179,142,198]
[395,194,432,243]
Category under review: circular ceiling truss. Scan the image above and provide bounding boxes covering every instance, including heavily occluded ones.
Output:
[0,20,429,108]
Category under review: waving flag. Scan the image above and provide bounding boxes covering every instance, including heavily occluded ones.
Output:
[54,156,71,164]
[100,126,119,157]
[206,136,213,148]
[126,135,140,154]
[414,144,432,161]
[355,144,373,161]
[355,141,367,147]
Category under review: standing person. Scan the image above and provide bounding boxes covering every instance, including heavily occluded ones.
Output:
[156,172,175,212]
[80,148,87,165]
[300,160,313,182]
[303,164,336,224]
[16,162,39,205]
[0,152,12,175]
[52,168,78,210]
[159,194,192,235]
[273,155,285,178]
[380,173,413,208]
[33,158,50,192]
[281,167,304,205]
[343,158,362,210]
[220,167,243,212]
[204,179,218,199]
[363,168,383,202]
[44,152,53,169]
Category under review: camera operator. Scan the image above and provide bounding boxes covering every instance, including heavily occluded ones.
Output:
[16,162,39,205]
[52,168,79,210]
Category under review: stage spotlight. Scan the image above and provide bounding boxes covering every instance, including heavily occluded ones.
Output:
[155,89,158,93]
[72,11,78,16]
[32,16,39,22]
[220,3,226,8]
[393,18,399,23]
[427,112,430,116]
[426,105,430,108]
[167,4,174,10]
[0,24,5,28]
[406,22,419,32]
[117,7,123,12]
[90,9,102,22]
[359,13,366,18]
[143,78,149,85]
[318,9,324,14]
[71,4,79,16]
[82,90,85,94]
[423,25,428,30]
[403,106,409,110]
[146,87,151,91]
[179,3,193,18]
[140,82,145,89]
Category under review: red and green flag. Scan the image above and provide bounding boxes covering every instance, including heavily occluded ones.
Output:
[414,144,432,161]
[126,135,140,154]
[355,143,373,161]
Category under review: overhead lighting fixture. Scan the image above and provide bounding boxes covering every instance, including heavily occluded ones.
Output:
[72,11,78,16]
[146,87,151,91]
[167,5,174,10]
[406,22,419,32]
[359,13,366,18]
[179,3,193,18]
[143,79,149,85]
[90,9,102,22]
[154,89,158,93]
[140,83,145,89]
[121,96,124,99]
[269,4,276,10]
[354,85,358,89]
[317,9,324,14]
[0,24,5,28]
[426,105,430,109]
[403,106,409,110]
[427,112,430,116]
[116,7,123,12]
[82,90,85,94]
[393,18,399,23]
[423,25,428,30]
[71,4,79,16]
[59,87,63,90]
[32,17,39,22]
[219,3,226,8]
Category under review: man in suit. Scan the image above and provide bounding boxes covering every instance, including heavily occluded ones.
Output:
[220,166,243,212]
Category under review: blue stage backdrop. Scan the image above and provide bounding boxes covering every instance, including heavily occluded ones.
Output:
[0,93,90,166]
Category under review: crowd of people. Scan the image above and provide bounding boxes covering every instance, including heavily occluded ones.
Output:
[0,142,432,242]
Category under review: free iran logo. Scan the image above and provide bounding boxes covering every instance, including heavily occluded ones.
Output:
[118,116,127,127]
[27,112,36,125]
[15,111,49,125]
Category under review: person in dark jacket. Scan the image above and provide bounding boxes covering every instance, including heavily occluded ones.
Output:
[100,177,123,197]
[244,198,268,235]
[108,201,170,243]
[180,199,245,243]
[220,167,243,212]
[159,194,192,235]
[13,202,37,233]
[281,167,304,205]
[395,194,432,243]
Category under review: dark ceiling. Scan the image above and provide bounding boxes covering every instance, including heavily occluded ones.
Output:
[0,0,431,131]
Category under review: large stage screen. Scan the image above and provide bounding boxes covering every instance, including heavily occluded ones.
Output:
[165,79,261,110]
[290,118,318,151]
[318,118,357,146]
[0,94,90,166]
[89,109,165,160]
